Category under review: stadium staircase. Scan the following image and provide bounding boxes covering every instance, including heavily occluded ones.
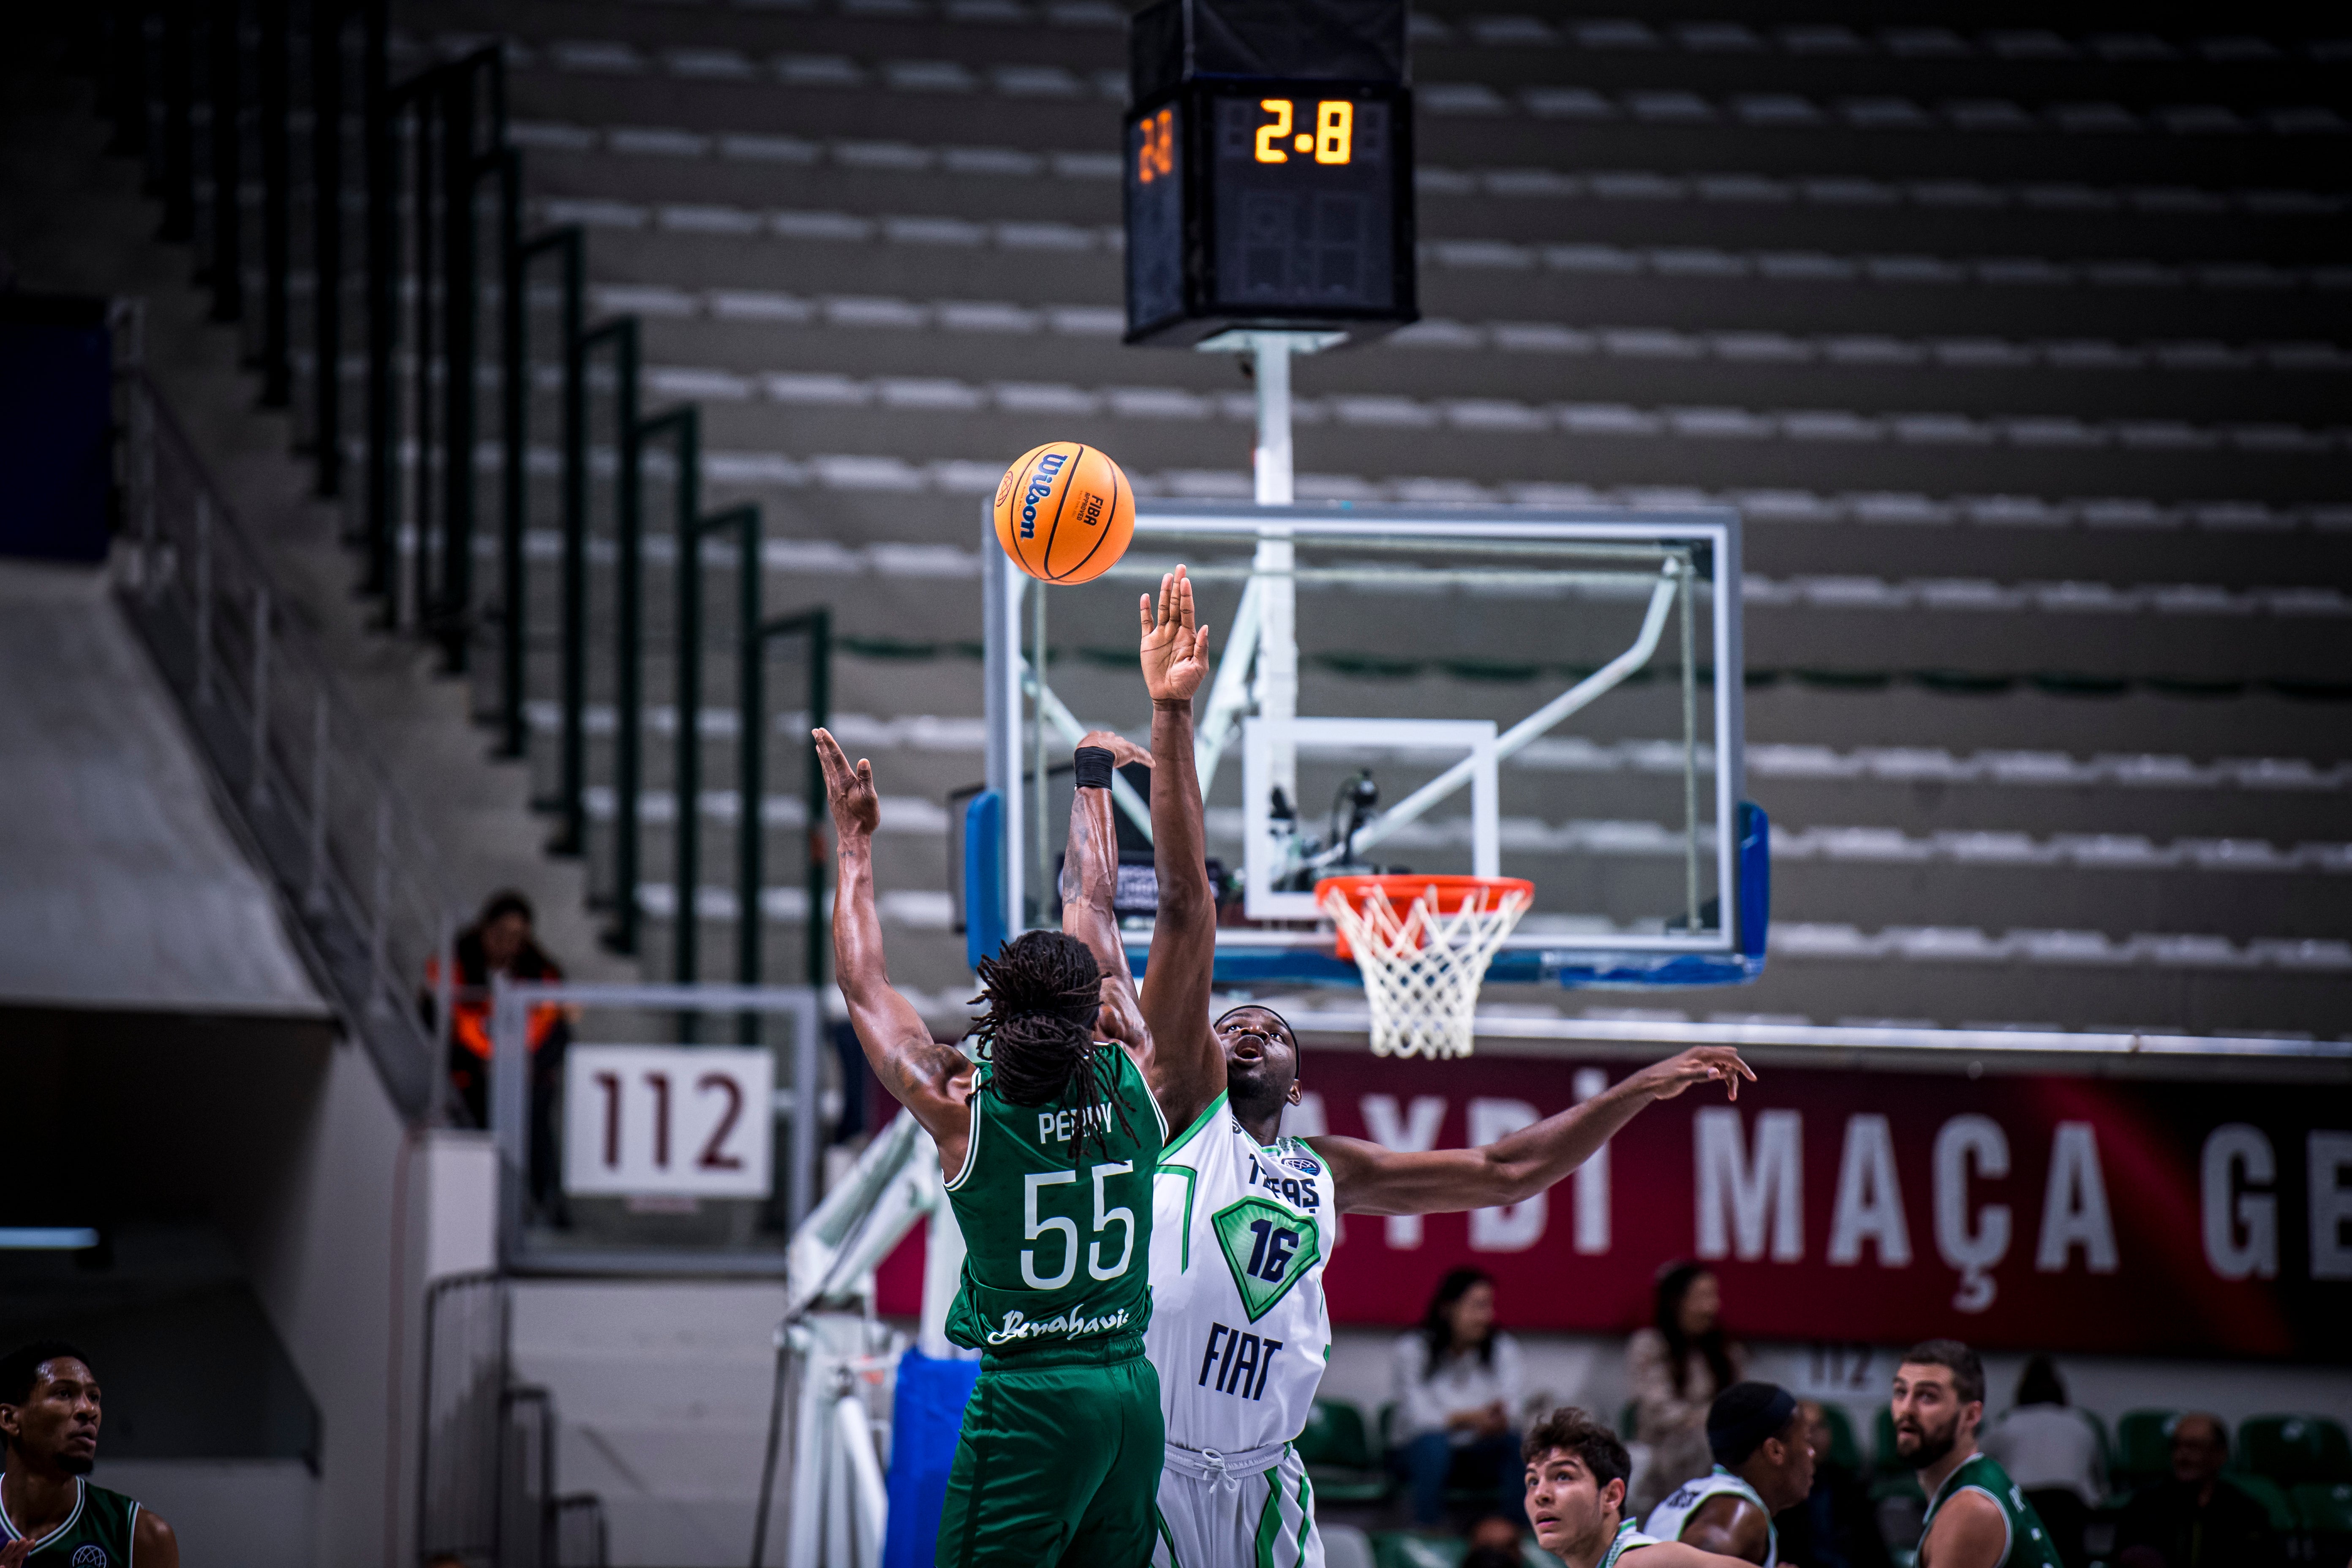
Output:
[15,1,2350,1561]
[376,0,2346,1039]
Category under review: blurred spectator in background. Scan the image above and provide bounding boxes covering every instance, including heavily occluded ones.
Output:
[1775,1399,1893,1568]
[1393,1266,1525,1528]
[1630,1261,1747,1515]
[422,891,572,1202]
[1642,1381,1815,1565]
[1461,1512,1527,1568]
[2114,1414,2278,1568]
[1981,1356,2103,1565]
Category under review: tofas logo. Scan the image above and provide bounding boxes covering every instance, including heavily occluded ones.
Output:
[1017,452,1068,539]
[1211,1197,1321,1322]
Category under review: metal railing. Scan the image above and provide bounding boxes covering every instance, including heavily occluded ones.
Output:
[419,1273,609,1568]
[114,335,457,1120]
[82,0,838,1004]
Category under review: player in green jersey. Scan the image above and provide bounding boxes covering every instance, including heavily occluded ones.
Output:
[814,567,1228,1568]
[1892,1341,2064,1568]
[0,1342,178,1568]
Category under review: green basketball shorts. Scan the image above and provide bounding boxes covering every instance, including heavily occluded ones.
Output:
[936,1334,1165,1568]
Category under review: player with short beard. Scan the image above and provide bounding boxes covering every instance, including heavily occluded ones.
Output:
[1519,1407,1750,1567]
[0,1342,179,1568]
[1891,1340,2063,1568]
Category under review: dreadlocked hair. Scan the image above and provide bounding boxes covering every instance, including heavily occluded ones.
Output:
[969,930,1133,1165]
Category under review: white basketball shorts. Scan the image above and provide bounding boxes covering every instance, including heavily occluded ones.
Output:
[1151,1440,1324,1568]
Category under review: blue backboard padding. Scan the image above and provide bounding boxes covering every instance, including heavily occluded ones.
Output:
[962,790,1006,969]
[1736,800,1770,963]
[882,1348,983,1568]
[0,313,113,564]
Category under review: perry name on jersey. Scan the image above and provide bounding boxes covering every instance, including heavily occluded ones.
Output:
[1146,1094,1337,1452]
[943,1049,1165,1353]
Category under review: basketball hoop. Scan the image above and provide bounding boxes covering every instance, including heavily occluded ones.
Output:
[1315,875,1534,1059]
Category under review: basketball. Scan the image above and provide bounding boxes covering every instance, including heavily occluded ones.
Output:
[991,441,1135,584]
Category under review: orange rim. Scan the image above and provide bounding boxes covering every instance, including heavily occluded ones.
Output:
[1314,874,1535,960]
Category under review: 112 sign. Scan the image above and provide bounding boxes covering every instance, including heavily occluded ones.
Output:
[562,1046,773,1198]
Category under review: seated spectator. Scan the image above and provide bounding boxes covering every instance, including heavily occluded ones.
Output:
[1629,1262,1747,1516]
[1462,1512,1527,1568]
[422,890,572,1204]
[2114,1413,2279,1568]
[1774,1400,1893,1568]
[1981,1356,2103,1566]
[1642,1382,1815,1565]
[1392,1267,1524,1528]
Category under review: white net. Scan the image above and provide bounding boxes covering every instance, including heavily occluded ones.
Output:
[1320,881,1533,1059]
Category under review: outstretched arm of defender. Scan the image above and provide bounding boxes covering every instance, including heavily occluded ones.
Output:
[814,729,976,1164]
[1134,566,1224,1130]
[1314,1046,1753,1215]
[1060,732,1152,1061]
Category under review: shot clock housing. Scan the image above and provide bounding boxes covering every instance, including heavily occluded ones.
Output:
[1123,0,1418,348]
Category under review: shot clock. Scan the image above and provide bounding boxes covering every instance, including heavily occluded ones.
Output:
[1122,0,1418,347]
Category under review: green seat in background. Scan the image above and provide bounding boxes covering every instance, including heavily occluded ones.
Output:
[1817,1404,1863,1473]
[2112,1409,2186,1493]
[2221,1473,2299,1533]
[2291,1481,2352,1534]
[1371,1533,1462,1568]
[1299,1399,1391,1504]
[2237,1414,2352,1487]
[1618,1400,1639,1441]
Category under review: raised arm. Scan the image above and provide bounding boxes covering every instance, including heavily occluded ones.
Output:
[814,728,976,1172]
[1133,566,1224,1131]
[1059,732,1152,1066]
[1313,1046,1753,1215]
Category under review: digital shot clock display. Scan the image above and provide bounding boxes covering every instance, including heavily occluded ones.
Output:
[1122,79,1418,347]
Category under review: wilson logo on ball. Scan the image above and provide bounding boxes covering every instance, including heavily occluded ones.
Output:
[1017,452,1068,539]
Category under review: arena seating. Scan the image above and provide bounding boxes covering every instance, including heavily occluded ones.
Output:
[370,0,2347,1040]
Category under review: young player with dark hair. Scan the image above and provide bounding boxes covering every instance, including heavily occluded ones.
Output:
[1519,1407,1749,1567]
[811,566,1226,1568]
[0,1342,179,1567]
[1891,1340,2063,1568]
[1643,1381,1816,1565]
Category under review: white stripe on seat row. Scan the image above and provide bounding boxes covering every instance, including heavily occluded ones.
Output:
[505,116,2347,218]
[522,707,2350,796]
[1769,925,2352,970]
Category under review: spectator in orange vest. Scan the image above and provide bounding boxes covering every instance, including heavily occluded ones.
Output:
[422,893,572,1186]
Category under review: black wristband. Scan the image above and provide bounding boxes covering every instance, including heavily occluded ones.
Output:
[1073,746,1116,790]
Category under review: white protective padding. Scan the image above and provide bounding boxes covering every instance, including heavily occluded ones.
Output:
[1321,881,1532,1058]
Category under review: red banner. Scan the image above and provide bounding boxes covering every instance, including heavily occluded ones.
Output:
[876,1052,2352,1361]
[1288,1051,2352,1361]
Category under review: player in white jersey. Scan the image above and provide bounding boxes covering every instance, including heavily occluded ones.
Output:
[1642,1383,1816,1565]
[1051,587,1756,1568]
[1135,1008,1749,1568]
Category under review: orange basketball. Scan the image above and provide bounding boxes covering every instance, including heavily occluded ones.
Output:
[991,441,1135,585]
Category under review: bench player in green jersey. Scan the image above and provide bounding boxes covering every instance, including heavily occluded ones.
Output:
[1892,1341,2064,1568]
[813,567,1228,1568]
[0,1342,178,1568]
